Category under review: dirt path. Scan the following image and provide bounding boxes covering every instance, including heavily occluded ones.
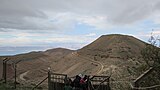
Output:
[93,60,104,74]
[80,55,104,75]
[73,52,104,75]
[19,71,29,81]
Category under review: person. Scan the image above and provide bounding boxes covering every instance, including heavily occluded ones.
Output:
[64,77,73,90]
[80,75,88,90]
[72,75,81,90]
[64,84,73,90]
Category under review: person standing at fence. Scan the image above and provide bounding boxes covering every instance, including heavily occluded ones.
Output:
[64,78,73,90]
[72,75,81,90]
[80,75,88,90]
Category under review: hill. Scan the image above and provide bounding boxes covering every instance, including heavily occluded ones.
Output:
[48,34,149,89]
[76,34,148,89]
[0,34,149,90]
[0,48,73,85]
[78,34,145,59]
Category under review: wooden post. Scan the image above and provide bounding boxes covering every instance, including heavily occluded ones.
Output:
[87,76,93,90]
[4,61,7,83]
[107,77,111,90]
[3,60,6,83]
[2,59,5,80]
[64,75,67,85]
[14,63,17,89]
[2,58,9,83]
[48,67,51,90]
[130,82,137,90]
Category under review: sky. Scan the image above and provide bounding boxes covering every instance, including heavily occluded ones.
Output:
[0,0,160,55]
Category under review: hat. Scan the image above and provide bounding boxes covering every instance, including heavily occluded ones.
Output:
[78,74,83,78]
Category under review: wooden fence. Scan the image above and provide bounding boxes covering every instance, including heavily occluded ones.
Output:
[89,75,111,90]
[48,71,111,90]
[48,72,67,90]
[130,67,160,90]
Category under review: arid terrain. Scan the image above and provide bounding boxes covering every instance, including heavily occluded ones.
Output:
[0,34,149,89]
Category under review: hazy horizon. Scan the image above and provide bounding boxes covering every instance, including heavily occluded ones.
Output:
[0,34,150,56]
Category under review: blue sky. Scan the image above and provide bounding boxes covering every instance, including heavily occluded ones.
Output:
[0,0,160,55]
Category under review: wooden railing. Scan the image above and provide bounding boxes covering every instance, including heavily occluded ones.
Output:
[130,67,160,90]
[47,71,111,90]
[131,84,160,90]
[32,76,48,90]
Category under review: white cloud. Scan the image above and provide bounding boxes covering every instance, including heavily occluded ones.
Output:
[85,33,96,37]
[152,12,160,24]
[77,15,111,30]
[1,0,160,50]
[153,31,160,35]
[0,37,32,46]
[132,30,160,43]
[0,30,97,47]
[1,0,160,32]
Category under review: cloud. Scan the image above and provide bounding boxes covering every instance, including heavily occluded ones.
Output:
[153,31,160,35]
[132,29,160,43]
[152,11,160,25]
[1,0,160,51]
[77,15,111,30]
[0,30,97,47]
[85,33,96,37]
[0,0,160,32]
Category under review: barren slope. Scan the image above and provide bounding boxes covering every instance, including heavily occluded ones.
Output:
[0,48,73,84]
[77,34,148,89]
[0,34,149,90]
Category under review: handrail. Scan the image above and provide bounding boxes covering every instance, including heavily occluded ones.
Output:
[88,76,110,90]
[90,75,110,80]
[131,84,160,90]
[134,67,153,83]
[32,76,48,90]
[50,72,67,76]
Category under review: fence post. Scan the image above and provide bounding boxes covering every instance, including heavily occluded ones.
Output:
[107,77,111,90]
[48,67,51,90]
[131,81,137,90]
[64,75,67,85]
[3,59,6,83]
[14,63,17,89]
[2,58,9,83]
[87,76,91,90]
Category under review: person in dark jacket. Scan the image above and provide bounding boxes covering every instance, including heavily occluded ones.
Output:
[64,77,73,90]
[72,75,81,90]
